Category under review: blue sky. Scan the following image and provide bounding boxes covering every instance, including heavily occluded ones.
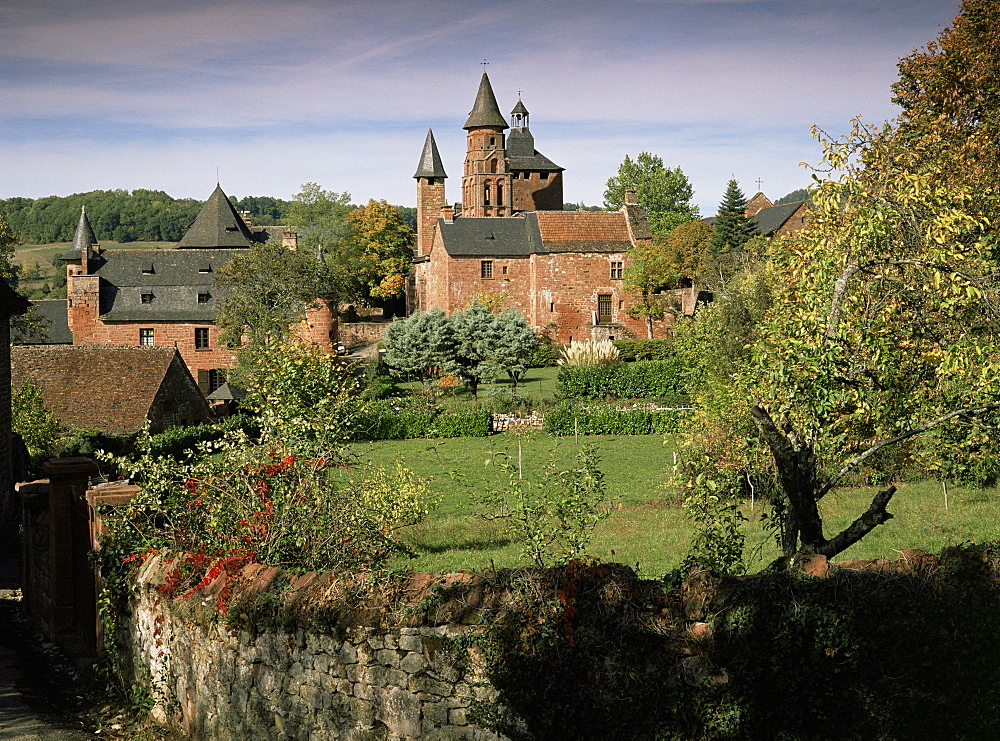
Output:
[0,0,961,214]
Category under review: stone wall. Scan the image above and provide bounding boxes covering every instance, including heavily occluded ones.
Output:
[338,321,390,350]
[123,558,512,740]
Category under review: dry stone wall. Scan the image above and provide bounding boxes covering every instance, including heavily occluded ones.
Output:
[124,557,510,740]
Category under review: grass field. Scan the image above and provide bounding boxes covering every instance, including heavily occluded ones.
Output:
[399,365,561,406]
[344,433,1000,576]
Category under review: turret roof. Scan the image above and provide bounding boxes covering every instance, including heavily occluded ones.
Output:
[413,128,448,179]
[176,184,261,249]
[463,73,508,130]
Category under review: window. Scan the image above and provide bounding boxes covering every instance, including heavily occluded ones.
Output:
[195,327,210,350]
[484,184,491,205]
[198,264,212,274]
[140,292,153,304]
[141,265,154,275]
[597,294,612,324]
[209,369,226,393]
[502,265,508,275]
[198,293,210,304]
[481,260,494,279]
[540,172,549,180]
[610,261,624,280]
[139,328,154,346]
[496,183,503,206]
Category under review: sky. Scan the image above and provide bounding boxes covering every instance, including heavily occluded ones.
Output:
[0,0,962,215]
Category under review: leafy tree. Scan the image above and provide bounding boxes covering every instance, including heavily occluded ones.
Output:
[603,153,699,236]
[491,309,540,390]
[12,381,62,473]
[214,242,337,350]
[623,241,672,339]
[285,182,353,251]
[338,199,414,304]
[710,179,758,256]
[447,300,500,400]
[659,219,715,287]
[382,309,455,382]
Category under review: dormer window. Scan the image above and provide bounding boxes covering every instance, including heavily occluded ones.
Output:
[141,263,154,275]
[199,264,212,273]
[140,292,154,304]
[198,293,210,304]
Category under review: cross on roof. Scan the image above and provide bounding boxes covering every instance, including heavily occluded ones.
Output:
[481,58,489,68]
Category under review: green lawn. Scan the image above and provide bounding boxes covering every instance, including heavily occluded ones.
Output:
[344,434,1000,577]
[397,365,561,406]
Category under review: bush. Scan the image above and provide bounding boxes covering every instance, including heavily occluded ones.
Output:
[56,428,134,460]
[144,413,261,461]
[613,338,675,362]
[557,339,619,366]
[556,358,687,399]
[544,401,691,435]
[355,398,493,440]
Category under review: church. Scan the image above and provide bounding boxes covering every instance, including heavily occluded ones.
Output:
[411,73,657,342]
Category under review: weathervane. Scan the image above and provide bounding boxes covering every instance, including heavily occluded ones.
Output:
[756,177,763,191]
[481,58,489,69]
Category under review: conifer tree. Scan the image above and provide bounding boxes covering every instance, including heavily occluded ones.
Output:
[710,179,758,255]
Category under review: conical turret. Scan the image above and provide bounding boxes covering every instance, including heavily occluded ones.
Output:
[72,206,99,253]
[413,129,448,179]
[463,73,508,131]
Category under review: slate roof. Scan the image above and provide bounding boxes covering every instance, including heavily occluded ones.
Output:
[506,129,563,172]
[0,280,32,316]
[11,345,205,434]
[90,248,244,321]
[464,73,508,130]
[61,207,99,261]
[21,299,72,344]
[753,201,806,236]
[177,184,269,249]
[413,128,448,179]
[703,201,807,237]
[437,211,636,257]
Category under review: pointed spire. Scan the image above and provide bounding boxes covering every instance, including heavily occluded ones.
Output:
[177,183,257,248]
[72,206,99,253]
[413,128,448,179]
[463,72,508,130]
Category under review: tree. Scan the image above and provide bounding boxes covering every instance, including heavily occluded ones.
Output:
[214,242,337,350]
[623,241,672,339]
[12,381,62,473]
[285,182,353,250]
[682,0,1000,567]
[338,199,414,305]
[710,179,758,256]
[382,309,455,382]
[447,300,500,400]
[603,153,699,236]
[491,309,540,390]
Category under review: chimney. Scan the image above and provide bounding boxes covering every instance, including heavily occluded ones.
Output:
[282,230,299,249]
[441,205,455,223]
[624,190,638,205]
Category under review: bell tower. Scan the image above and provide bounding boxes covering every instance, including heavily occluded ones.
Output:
[461,72,512,217]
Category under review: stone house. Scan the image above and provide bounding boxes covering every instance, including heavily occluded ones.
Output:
[743,192,810,237]
[411,73,656,342]
[27,185,336,394]
[11,345,212,434]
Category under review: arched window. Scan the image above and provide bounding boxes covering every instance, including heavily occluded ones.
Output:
[484,184,491,206]
[496,183,503,206]
[490,158,498,174]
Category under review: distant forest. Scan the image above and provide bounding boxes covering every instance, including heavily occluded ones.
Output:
[1,190,420,245]
[0,190,293,244]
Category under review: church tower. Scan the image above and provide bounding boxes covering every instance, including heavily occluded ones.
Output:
[461,73,512,217]
[413,128,448,257]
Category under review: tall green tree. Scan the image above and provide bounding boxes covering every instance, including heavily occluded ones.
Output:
[603,153,698,236]
[214,242,337,350]
[338,199,414,304]
[12,381,62,473]
[285,182,353,250]
[710,179,758,256]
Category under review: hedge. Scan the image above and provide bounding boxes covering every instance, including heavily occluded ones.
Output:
[556,359,687,399]
[612,338,675,362]
[145,413,261,460]
[544,401,691,435]
[355,399,493,440]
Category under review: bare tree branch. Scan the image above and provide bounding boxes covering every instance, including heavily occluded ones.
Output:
[818,486,896,558]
